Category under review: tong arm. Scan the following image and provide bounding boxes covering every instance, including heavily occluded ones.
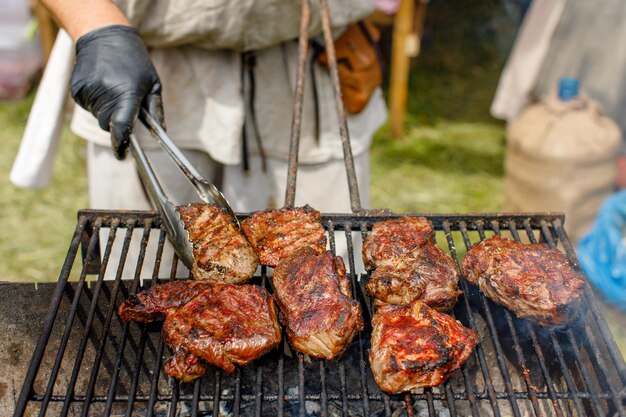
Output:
[139,108,239,225]
[129,134,195,268]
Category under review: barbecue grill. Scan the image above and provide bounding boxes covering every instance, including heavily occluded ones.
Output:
[13,1,626,415]
[13,209,626,416]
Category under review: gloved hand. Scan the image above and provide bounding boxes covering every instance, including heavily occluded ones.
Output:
[70,25,164,160]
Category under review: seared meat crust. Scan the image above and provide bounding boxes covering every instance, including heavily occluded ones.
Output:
[118,279,210,323]
[272,248,363,359]
[362,216,434,270]
[118,280,281,380]
[163,284,282,373]
[241,205,327,267]
[462,235,586,327]
[369,300,479,393]
[367,243,462,311]
[366,260,428,307]
[363,217,461,311]
[177,203,258,283]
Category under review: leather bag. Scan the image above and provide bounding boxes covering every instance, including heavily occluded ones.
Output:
[317,21,382,114]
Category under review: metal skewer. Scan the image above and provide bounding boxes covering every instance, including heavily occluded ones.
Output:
[284,0,364,213]
[284,0,311,208]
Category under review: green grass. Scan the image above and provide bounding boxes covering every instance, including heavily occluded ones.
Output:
[0,96,87,282]
[370,120,505,214]
[368,0,508,214]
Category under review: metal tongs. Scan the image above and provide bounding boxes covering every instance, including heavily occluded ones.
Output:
[129,107,238,268]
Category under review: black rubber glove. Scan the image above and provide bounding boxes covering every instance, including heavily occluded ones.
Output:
[71,25,164,160]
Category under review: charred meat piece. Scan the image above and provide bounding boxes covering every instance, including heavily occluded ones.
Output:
[363,217,461,311]
[163,283,282,373]
[369,300,479,393]
[272,248,363,359]
[118,279,210,323]
[177,203,258,283]
[240,205,327,267]
[462,235,586,327]
[362,216,434,270]
[366,243,462,311]
[119,280,281,380]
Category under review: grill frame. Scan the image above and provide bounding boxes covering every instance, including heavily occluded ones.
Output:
[14,209,626,417]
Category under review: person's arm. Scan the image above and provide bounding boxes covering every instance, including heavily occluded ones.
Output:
[41,0,130,40]
[41,0,164,160]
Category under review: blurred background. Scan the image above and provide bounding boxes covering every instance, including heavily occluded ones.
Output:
[1,0,624,352]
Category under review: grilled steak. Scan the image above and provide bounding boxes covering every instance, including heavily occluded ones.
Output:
[272,248,363,359]
[119,280,281,379]
[363,217,461,311]
[462,235,586,327]
[240,205,327,267]
[362,216,434,270]
[369,300,479,393]
[162,283,282,373]
[366,242,462,311]
[177,203,258,283]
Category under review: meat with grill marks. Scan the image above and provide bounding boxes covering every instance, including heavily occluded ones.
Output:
[240,205,327,267]
[369,300,479,393]
[363,217,462,311]
[366,242,462,311]
[118,280,281,380]
[362,216,434,270]
[271,248,363,359]
[462,235,585,327]
[177,203,258,283]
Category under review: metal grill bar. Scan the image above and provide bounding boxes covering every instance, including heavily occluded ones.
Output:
[14,210,626,417]
[81,223,135,416]
[441,220,486,417]
[503,222,570,416]
[25,389,624,403]
[509,224,600,415]
[457,221,505,417]
[539,222,626,417]
[102,221,151,417]
[37,218,100,417]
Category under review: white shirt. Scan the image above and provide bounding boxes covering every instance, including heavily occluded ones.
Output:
[71,0,387,165]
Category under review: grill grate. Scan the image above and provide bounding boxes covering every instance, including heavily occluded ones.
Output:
[14,209,626,417]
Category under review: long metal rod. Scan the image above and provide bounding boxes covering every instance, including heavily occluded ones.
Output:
[506,222,576,416]
[472,224,525,417]
[516,219,611,415]
[285,0,311,208]
[60,218,120,417]
[319,0,362,212]
[525,223,607,416]
[146,230,169,417]
[103,223,153,416]
[550,218,626,387]
[81,224,136,417]
[536,223,626,417]
[13,217,87,417]
[458,221,504,417]
[344,225,371,415]
[441,220,482,417]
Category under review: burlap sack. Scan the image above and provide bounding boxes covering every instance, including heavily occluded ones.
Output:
[505,90,622,244]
